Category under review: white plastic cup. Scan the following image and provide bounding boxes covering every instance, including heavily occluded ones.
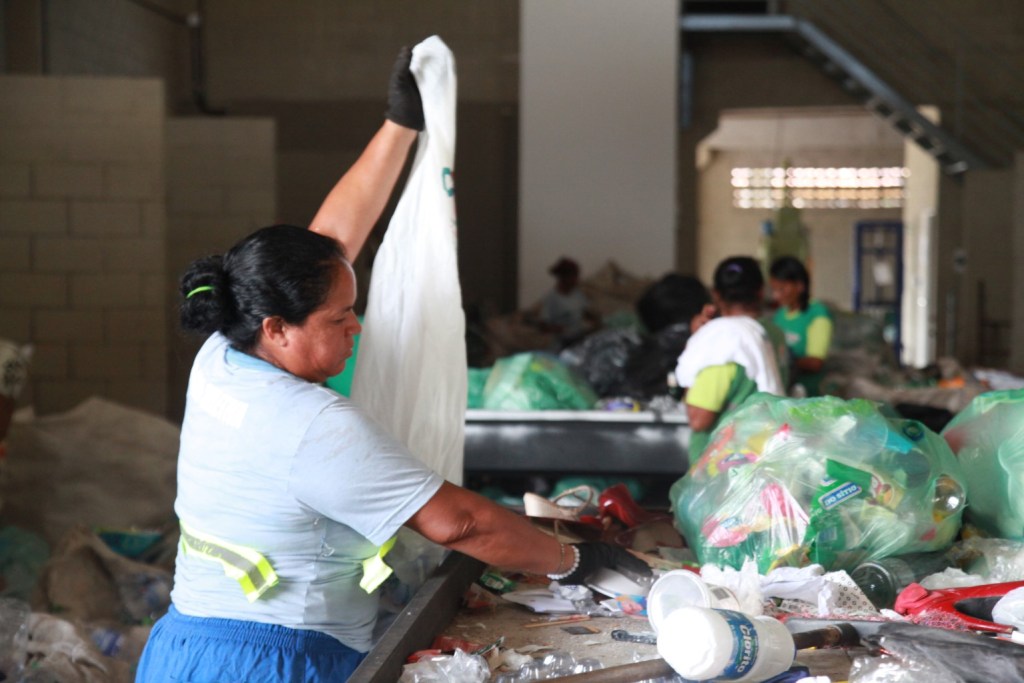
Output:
[656,606,795,682]
[646,570,740,635]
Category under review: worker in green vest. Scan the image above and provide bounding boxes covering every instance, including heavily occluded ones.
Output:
[769,256,833,396]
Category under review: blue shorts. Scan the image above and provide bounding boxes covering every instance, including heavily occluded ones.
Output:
[135,606,367,683]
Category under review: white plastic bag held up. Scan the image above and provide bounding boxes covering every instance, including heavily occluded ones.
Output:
[352,36,466,485]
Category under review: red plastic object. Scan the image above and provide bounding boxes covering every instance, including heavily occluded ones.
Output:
[406,649,444,663]
[894,580,1024,634]
[598,483,672,528]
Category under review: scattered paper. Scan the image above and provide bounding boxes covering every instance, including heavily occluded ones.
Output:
[502,589,576,613]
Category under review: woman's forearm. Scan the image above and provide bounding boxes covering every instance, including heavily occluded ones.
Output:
[309,121,417,261]
[406,482,564,575]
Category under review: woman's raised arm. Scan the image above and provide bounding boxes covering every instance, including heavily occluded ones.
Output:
[309,46,422,261]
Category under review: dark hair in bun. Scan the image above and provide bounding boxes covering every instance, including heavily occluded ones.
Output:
[179,225,345,351]
[712,256,763,306]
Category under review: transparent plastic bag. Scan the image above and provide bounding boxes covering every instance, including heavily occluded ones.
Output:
[955,536,1024,582]
[482,353,597,411]
[853,621,1024,683]
[467,367,491,409]
[670,395,966,573]
[399,649,490,683]
[849,652,961,683]
[941,389,1024,538]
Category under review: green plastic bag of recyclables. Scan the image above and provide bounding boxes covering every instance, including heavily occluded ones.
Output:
[481,353,597,411]
[670,394,966,573]
[942,388,1024,539]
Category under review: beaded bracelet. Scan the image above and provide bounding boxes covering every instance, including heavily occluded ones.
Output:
[546,544,581,581]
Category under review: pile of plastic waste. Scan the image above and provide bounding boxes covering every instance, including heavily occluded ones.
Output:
[671,395,967,573]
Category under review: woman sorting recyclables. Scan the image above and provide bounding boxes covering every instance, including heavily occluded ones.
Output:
[674,256,785,459]
[769,255,834,396]
[135,45,647,683]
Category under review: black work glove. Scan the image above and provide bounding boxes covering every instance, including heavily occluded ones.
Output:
[384,45,424,131]
[560,542,652,586]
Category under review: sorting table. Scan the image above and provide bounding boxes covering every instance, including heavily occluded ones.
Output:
[349,553,861,682]
[463,410,691,478]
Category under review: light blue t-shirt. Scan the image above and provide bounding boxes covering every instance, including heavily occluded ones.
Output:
[171,333,444,652]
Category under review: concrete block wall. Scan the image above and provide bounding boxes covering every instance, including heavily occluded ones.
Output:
[165,117,276,421]
[204,1,520,104]
[0,75,168,416]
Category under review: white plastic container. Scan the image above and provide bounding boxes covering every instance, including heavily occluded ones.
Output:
[656,606,795,682]
[647,570,740,635]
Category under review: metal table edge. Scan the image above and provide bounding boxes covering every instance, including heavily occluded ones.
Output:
[349,552,486,683]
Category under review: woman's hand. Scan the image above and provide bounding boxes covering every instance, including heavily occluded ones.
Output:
[557,542,651,585]
[308,45,422,260]
[384,45,424,131]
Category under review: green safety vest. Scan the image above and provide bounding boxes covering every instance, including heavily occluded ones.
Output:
[688,363,759,459]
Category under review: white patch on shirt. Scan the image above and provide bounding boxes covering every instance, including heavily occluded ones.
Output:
[191,369,249,428]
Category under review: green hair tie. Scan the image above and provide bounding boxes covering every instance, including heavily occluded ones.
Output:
[186,285,215,299]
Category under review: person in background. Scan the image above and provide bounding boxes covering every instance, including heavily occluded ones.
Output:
[534,257,600,347]
[0,340,30,446]
[769,255,833,396]
[674,256,785,458]
[0,339,31,519]
[628,273,715,399]
[134,47,647,683]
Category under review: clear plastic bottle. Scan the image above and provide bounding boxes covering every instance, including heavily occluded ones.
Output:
[850,550,955,609]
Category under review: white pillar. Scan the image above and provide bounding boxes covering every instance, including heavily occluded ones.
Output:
[519,0,678,307]
[901,107,941,368]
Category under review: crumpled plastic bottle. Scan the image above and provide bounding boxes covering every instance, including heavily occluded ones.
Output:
[398,649,490,683]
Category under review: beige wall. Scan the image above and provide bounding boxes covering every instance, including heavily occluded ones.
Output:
[0,75,168,416]
[929,166,1018,367]
[680,27,1023,366]
[165,117,277,421]
[678,33,855,276]
[0,75,278,420]
[199,3,522,314]
[519,0,678,306]
[696,109,904,310]
[956,168,1015,366]
[203,1,519,105]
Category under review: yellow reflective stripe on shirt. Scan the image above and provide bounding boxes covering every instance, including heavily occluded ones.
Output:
[179,522,279,603]
[359,535,397,594]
